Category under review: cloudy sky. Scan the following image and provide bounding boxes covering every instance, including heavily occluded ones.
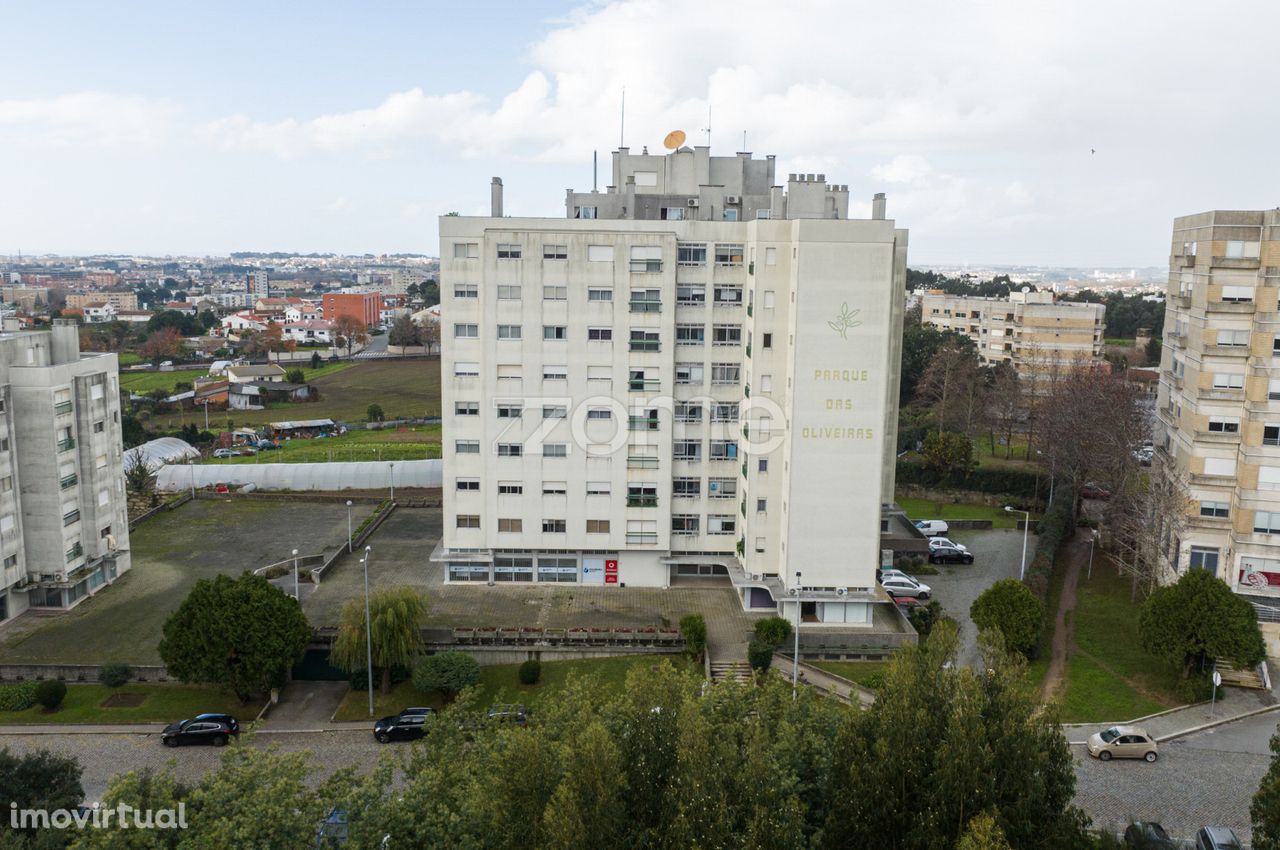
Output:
[2,0,1276,266]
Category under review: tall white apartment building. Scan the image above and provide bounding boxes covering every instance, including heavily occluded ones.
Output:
[247,270,270,300]
[1158,209,1280,654]
[434,147,907,626]
[0,320,132,624]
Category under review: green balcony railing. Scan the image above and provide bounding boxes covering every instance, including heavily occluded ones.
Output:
[628,416,660,431]
[57,437,76,452]
[629,340,661,353]
[628,378,660,392]
[745,344,752,358]
[62,509,80,527]
[626,532,659,544]
[629,300,662,313]
[59,474,77,489]
[626,495,659,508]
[629,260,663,273]
[53,400,74,415]
[627,456,659,469]
[747,302,753,316]
[65,542,83,563]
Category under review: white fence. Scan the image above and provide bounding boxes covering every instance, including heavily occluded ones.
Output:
[155,459,443,492]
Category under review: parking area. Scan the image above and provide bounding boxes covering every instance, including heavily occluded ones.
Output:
[913,528,1026,668]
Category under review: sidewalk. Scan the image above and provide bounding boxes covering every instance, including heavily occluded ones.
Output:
[1062,684,1279,744]
[771,655,875,707]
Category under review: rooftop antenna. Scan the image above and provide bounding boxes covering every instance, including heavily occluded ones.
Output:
[701,103,711,148]
[593,150,598,192]
[619,87,625,149]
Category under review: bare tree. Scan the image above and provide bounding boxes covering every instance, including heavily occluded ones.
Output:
[985,363,1024,458]
[1108,459,1191,599]
[917,341,984,434]
[418,318,441,356]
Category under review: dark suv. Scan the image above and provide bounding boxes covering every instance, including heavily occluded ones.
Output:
[161,714,239,747]
[928,545,974,565]
[1124,822,1176,849]
[373,707,436,743]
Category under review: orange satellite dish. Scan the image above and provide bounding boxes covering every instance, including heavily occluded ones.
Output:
[663,130,686,150]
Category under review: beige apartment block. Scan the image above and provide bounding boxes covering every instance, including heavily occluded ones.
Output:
[433,147,907,628]
[66,291,139,312]
[920,290,1105,380]
[1156,208,1280,655]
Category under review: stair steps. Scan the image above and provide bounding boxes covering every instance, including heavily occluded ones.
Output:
[1214,660,1266,690]
[710,660,754,683]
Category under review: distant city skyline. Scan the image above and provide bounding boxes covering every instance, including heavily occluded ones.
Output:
[1,0,1276,265]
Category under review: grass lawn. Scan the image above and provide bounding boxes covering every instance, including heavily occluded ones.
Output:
[809,661,890,691]
[120,368,209,394]
[896,497,1036,529]
[333,655,693,721]
[1052,558,1183,722]
[0,683,259,725]
[205,425,442,464]
[117,352,144,366]
[142,360,440,431]
[972,435,1037,466]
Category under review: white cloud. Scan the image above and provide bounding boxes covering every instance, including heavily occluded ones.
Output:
[0,92,171,146]
[871,155,932,186]
[321,197,347,213]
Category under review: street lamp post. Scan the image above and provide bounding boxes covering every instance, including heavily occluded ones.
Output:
[791,570,802,699]
[346,500,353,553]
[292,548,299,601]
[1005,506,1030,581]
[389,462,395,503]
[363,545,374,717]
[1087,529,1099,581]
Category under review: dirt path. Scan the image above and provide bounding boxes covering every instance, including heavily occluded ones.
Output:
[1041,530,1089,703]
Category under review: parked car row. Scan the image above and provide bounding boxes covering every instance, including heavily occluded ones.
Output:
[373,703,530,743]
[1123,822,1241,849]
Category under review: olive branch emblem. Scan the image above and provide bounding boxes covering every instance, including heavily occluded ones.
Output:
[828,302,862,339]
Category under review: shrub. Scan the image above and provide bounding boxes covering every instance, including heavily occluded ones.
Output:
[98,663,133,689]
[35,680,67,711]
[366,403,385,422]
[347,665,411,692]
[907,600,944,639]
[412,651,481,699]
[518,659,542,686]
[1176,673,1216,705]
[679,614,707,658]
[0,682,39,712]
[747,639,774,672]
[753,616,793,648]
[896,457,1043,500]
[971,580,1044,658]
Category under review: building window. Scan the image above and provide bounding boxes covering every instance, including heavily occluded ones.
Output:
[497,324,522,340]
[543,366,568,381]
[454,284,478,299]
[453,242,479,259]
[676,325,705,345]
[588,288,613,302]
[544,443,568,458]
[588,327,613,341]
[762,333,773,349]
[708,477,736,498]
[660,207,685,221]
[498,482,523,495]
[496,364,522,381]
[93,421,105,433]
[542,519,567,533]
[1207,417,1239,433]
[1188,546,1219,573]
[713,286,743,305]
[722,209,739,222]
[1226,240,1246,258]
[672,515,700,534]
[673,477,701,497]
[586,482,611,496]
[587,245,614,262]
[677,285,706,305]
[674,440,702,460]
[712,324,742,345]
[543,244,568,260]
[1199,501,1229,518]
[715,244,744,265]
[1213,373,1244,389]
[758,458,769,472]
[1255,512,1280,534]
[678,243,707,265]
[630,329,660,352]
[455,440,480,454]
[543,286,568,301]
[543,325,568,341]
[630,246,663,272]
[577,206,597,219]
[496,244,522,259]
[454,323,478,338]
[455,401,479,416]
[1265,424,1280,446]
[707,515,736,535]
[675,364,704,385]
[497,443,523,457]
[1215,329,1249,347]
[456,479,480,491]
[675,402,703,422]
[543,405,567,419]
[449,564,489,582]
[456,514,480,529]
[711,363,740,384]
[498,518,523,533]
[586,519,610,533]
[711,403,738,422]
[493,556,533,582]
[1221,285,1254,303]
[756,498,768,513]
[0,476,10,493]
[537,557,577,582]
[496,404,522,418]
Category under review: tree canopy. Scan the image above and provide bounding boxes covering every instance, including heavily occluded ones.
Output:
[330,586,427,694]
[1138,568,1267,676]
[158,572,311,700]
[970,579,1044,657]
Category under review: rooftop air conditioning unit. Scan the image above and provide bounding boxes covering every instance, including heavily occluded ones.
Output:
[836,587,848,597]
[687,198,700,207]
[751,573,761,581]
[725,195,741,204]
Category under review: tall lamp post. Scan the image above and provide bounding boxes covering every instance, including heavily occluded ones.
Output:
[791,570,802,699]
[346,499,353,553]
[362,545,374,717]
[1005,506,1030,581]
[292,548,299,601]
[1087,529,1099,581]
[389,462,395,503]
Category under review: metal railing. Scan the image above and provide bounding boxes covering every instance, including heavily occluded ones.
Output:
[628,378,660,391]
[62,509,80,526]
[626,532,659,544]
[626,495,659,508]
[53,400,73,415]
[629,340,661,353]
[628,416,660,431]
[59,474,77,489]
[57,437,76,452]
[65,543,83,563]
[629,300,662,313]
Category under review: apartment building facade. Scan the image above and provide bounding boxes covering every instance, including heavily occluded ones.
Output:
[434,147,907,625]
[1157,209,1280,655]
[0,320,132,625]
[66,291,139,312]
[247,271,270,300]
[322,292,384,328]
[920,290,1106,377]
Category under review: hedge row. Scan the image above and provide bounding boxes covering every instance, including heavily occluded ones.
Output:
[1022,489,1077,658]
[0,682,39,712]
[895,458,1043,500]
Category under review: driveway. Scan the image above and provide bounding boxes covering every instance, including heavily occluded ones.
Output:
[916,528,1026,668]
[266,681,350,727]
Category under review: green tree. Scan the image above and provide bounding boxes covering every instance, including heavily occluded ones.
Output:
[182,746,326,848]
[35,680,66,710]
[1139,568,1267,677]
[0,747,83,846]
[197,309,218,331]
[900,306,974,405]
[330,586,426,694]
[285,368,305,384]
[366,403,385,422]
[679,613,707,659]
[921,430,975,480]
[121,412,148,448]
[74,767,187,849]
[955,812,1013,850]
[542,720,627,850]
[310,351,323,370]
[123,453,154,502]
[1252,727,1280,850]
[389,313,422,347]
[158,572,310,700]
[970,579,1044,657]
[754,616,794,648]
[413,651,481,700]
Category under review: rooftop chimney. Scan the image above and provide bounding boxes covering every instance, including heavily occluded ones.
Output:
[51,318,79,365]
[871,192,887,220]
[491,177,504,217]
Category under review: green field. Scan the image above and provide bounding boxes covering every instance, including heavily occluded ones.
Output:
[333,655,693,721]
[810,661,890,691]
[206,426,442,464]
[142,359,441,431]
[120,368,209,394]
[895,497,1036,529]
[1054,559,1182,722]
[117,352,144,366]
[0,683,260,725]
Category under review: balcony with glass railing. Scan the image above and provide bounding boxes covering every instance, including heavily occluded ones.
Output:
[628,378,661,392]
[627,456,659,469]
[626,532,659,544]
[57,436,76,452]
[629,339,661,353]
[628,416,660,431]
[59,473,78,490]
[65,542,83,563]
[626,495,659,508]
[629,259,663,273]
[62,509,80,526]
[53,400,74,416]
[629,297,662,313]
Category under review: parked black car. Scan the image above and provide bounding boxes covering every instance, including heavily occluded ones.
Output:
[928,545,974,565]
[1123,822,1177,849]
[160,715,239,747]
[487,704,529,727]
[373,707,436,743]
[1195,826,1242,850]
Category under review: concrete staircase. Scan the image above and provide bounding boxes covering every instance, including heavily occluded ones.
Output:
[710,659,754,683]
[1214,660,1267,690]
